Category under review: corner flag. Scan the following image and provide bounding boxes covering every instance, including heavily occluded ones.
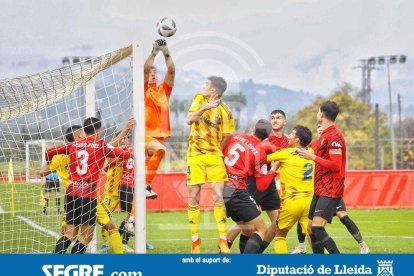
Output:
[8,158,15,217]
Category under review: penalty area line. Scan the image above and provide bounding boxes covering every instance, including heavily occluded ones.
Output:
[17,216,57,238]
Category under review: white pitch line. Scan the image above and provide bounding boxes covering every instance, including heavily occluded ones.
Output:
[17,216,57,238]
[147,220,414,227]
[148,235,414,242]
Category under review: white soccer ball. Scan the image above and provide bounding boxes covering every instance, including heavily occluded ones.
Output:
[157,17,177,37]
[124,220,135,235]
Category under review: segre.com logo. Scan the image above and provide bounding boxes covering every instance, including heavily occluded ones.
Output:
[42,265,104,276]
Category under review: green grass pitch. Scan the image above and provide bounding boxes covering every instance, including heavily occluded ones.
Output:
[0,182,413,253]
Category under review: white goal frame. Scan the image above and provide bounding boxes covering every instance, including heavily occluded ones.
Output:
[25,139,65,183]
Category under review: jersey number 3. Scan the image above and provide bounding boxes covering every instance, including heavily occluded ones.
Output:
[76,150,89,175]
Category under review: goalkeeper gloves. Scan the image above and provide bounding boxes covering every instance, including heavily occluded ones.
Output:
[151,39,162,56]
[154,39,170,57]
[159,44,170,57]
[152,39,168,57]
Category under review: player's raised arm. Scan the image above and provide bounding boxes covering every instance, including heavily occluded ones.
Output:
[158,40,175,88]
[110,118,136,147]
[144,39,163,83]
[104,142,133,160]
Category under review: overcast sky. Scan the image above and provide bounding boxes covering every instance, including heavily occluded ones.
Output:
[1,0,413,96]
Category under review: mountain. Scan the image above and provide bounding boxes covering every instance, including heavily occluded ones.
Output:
[238,79,316,118]
[169,69,317,126]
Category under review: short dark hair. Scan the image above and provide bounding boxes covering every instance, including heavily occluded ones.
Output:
[65,125,82,142]
[270,109,286,118]
[293,125,312,147]
[320,101,339,122]
[83,117,102,135]
[208,76,227,95]
[254,119,272,141]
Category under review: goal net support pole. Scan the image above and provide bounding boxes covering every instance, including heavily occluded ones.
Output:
[132,42,146,253]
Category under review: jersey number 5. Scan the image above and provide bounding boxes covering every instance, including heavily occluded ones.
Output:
[76,150,89,175]
[224,143,245,167]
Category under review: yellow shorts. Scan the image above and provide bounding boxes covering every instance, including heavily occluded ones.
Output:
[96,199,111,226]
[277,196,312,233]
[186,154,228,186]
[103,195,119,213]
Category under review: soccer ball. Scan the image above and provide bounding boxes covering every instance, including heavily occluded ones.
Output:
[124,220,135,235]
[157,17,177,37]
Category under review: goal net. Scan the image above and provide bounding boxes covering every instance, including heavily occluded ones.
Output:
[25,140,65,183]
[0,45,142,253]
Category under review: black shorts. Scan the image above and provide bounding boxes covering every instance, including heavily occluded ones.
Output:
[246,176,280,211]
[334,198,347,213]
[65,195,97,226]
[223,185,261,222]
[119,185,134,213]
[308,195,342,223]
[45,179,60,193]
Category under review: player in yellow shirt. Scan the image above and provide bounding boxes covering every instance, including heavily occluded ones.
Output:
[186,76,235,253]
[100,132,128,251]
[98,118,136,253]
[101,118,137,209]
[267,125,314,253]
[102,132,125,214]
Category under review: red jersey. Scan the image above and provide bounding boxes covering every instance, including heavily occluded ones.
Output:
[223,134,276,191]
[120,146,134,188]
[309,138,321,151]
[314,125,346,198]
[268,131,289,150]
[46,137,133,199]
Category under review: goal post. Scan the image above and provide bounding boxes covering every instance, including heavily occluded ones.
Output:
[132,43,146,253]
[0,44,146,253]
[25,139,64,183]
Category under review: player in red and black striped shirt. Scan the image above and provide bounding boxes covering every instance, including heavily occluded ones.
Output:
[306,124,369,253]
[226,110,288,253]
[223,119,278,253]
[297,101,344,254]
[46,117,133,254]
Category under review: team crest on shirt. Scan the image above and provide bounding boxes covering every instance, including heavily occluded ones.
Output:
[331,141,342,148]
[215,115,222,124]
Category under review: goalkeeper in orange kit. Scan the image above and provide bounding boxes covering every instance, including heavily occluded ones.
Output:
[143,38,175,198]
